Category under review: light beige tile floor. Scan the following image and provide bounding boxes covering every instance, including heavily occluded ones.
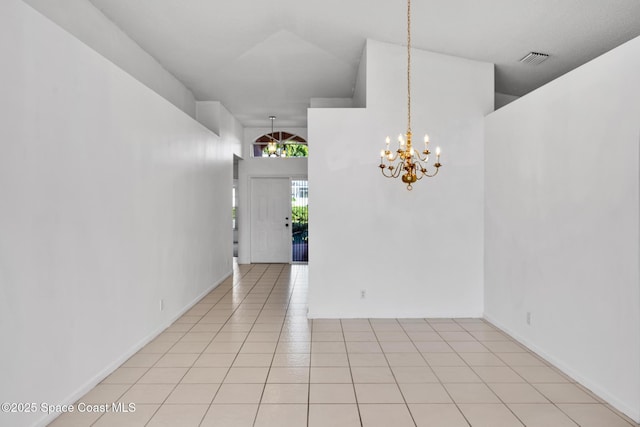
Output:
[48,263,639,427]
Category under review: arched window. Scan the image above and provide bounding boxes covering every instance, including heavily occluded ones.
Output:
[253,132,308,158]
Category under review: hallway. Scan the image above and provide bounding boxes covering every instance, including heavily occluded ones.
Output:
[48,263,637,427]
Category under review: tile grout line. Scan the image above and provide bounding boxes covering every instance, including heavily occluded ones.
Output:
[341,319,364,427]
[251,263,301,426]
[445,318,524,427]
[209,263,278,427]
[408,318,473,427]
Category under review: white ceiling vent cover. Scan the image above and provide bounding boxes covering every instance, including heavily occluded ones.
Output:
[519,52,550,65]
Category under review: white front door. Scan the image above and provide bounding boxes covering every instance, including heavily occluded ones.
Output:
[250,177,291,263]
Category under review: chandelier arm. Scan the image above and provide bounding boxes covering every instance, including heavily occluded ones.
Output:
[392,163,403,179]
[412,158,425,170]
[380,165,397,178]
[414,151,428,162]
[416,159,431,172]
[424,167,440,178]
[380,162,402,179]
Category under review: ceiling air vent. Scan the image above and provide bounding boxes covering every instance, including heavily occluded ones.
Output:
[519,52,550,65]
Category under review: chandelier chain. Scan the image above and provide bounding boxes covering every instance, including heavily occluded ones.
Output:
[407,0,411,133]
[377,0,442,190]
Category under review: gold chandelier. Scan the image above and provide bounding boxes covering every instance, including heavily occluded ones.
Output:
[378,0,442,190]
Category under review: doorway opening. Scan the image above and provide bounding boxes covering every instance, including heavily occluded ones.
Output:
[291,180,308,263]
[233,155,240,258]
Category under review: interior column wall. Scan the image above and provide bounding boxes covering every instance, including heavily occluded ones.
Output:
[308,39,493,318]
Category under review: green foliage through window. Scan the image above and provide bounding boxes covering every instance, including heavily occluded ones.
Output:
[261,143,308,158]
[285,144,308,157]
[291,206,308,224]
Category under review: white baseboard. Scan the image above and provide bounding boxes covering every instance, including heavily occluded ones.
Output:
[37,270,232,427]
[484,313,640,423]
[307,311,485,319]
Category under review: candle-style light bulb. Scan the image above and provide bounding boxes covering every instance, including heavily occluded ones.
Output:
[424,134,430,144]
[380,149,385,157]
[409,147,415,156]
[436,146,441,161]
[398,134,405,146]
[385,136,391,146]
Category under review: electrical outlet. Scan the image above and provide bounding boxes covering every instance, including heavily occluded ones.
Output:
[360,290,366,299]
[526,312,531,325]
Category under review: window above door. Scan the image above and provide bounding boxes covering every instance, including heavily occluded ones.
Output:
[253,132,308,158]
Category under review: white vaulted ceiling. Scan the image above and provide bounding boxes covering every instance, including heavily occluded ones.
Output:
[79,0,640,126]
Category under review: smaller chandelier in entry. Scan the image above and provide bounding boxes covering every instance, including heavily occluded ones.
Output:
[266,115,283,157]
[378,0,442,190]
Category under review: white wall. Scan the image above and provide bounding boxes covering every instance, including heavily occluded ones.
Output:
[352,46,367,108]
[197,101,243,158]
[218,106,244,160]
[308,39,493,318]
[0,1,233,426]
[22,0,197,117]
[494,92,519,109]
[310,98,354,108]
[485,36,640,422]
